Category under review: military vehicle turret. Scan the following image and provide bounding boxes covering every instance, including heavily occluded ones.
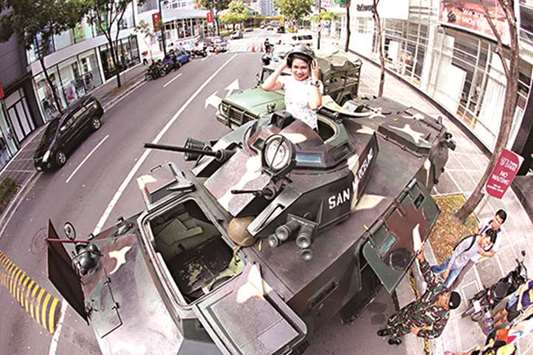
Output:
[47,96,456,355]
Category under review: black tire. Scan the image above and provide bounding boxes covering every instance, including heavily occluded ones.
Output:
[55,150,67,168]
[91,117,102,131]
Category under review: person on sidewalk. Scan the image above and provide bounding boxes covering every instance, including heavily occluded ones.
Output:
[478,209,507,258]
[431,229,497,289]
[262,45,322,131]
[377,250,461,345]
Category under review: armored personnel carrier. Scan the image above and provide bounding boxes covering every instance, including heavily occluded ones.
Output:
[47,96,456,354]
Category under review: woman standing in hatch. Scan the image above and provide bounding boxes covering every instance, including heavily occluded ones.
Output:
[261,45,323,130]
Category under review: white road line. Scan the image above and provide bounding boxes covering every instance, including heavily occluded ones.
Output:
[66,135,109,184]
[163,73,183,88]
[92,54,238,235]
[103,80,146,111]
[48,299,68,355]
[201,57,208,61]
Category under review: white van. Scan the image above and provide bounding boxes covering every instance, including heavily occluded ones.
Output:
[281,32,314,47]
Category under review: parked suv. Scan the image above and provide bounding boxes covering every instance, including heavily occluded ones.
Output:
[34,96,104,171]
[217,53,362,128]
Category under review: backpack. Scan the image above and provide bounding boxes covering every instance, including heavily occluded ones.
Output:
[453,234,477,253]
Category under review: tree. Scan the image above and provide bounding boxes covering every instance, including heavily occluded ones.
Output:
[219,0,249,29]
[198,0,231,35]
[371,0,385,97]
[274,0,313,30]
[455,0,520,222]
[135,19,155,62]
[333,0,350,52]
[89,0,143,88]
[0,0,90,114]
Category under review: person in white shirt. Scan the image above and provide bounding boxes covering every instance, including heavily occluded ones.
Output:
[261,45,322,130]
[477,209,507,257]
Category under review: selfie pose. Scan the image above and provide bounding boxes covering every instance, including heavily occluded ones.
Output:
[261,45,323,130]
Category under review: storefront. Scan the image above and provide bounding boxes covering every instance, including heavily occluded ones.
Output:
[4,88,35,143]
[0,102,18,170]
[33,47,105,121]
[161,9,209,50]
[98,36,141,81]
[344,0,532,152]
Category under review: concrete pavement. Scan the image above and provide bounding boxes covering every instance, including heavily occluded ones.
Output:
[318,37,533,354]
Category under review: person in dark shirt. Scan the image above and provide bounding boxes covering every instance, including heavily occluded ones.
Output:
[377,250,461,345]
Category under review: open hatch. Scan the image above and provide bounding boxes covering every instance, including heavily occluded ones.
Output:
[149,199,244,304]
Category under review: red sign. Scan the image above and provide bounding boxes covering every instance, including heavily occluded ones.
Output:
[152,13,161,32]
[207,10,213,24]
[485,149,524,199]
[0,83,4,100]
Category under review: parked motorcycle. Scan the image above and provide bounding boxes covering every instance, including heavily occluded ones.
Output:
[145,61,164,80]
[462,250,527,334]
[190,42,207,58]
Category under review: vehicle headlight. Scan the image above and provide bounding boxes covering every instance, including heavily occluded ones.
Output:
[42,150,51,163]
[261,134,295,176]
[221,104,229,114]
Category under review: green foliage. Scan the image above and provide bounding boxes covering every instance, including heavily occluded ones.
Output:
[274,0,313,22]
[220,0,249,24]
[0,177,18,214]
[135,19,154,40]
[0,0,91,51]
[333,0,349,7]
[311,10,337,23]
[197,0,231,13]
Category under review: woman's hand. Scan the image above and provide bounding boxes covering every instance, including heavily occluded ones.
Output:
[311,60,320,81]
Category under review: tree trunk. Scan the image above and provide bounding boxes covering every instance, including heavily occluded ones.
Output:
[39,55,63,115]
[107,37,122,88]
[344,1,350,52]
[455,3,519,222]
[373,8,385,97]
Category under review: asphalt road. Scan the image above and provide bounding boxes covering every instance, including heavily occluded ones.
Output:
[0,50,403,355]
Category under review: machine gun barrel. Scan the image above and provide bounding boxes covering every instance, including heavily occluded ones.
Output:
[144,142,235,162]
[144,143,219,157]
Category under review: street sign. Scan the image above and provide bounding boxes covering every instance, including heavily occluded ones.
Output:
[152,13,161,32]
[207,10,213,23]
[484,149,524,199]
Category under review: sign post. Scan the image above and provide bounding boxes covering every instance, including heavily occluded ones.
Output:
[484,149,524,199]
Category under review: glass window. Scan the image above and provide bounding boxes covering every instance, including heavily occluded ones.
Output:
[33,67,67,121]
[54,29,75,51]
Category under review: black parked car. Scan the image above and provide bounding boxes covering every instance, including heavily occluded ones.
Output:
[34,96,104,171]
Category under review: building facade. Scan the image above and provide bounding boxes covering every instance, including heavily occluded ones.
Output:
[0,34,44,170]
[336,0,532,174]
[27,5,141,122]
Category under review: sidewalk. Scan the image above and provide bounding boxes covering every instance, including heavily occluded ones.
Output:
[0,64,146,221]
[319,38,533,354]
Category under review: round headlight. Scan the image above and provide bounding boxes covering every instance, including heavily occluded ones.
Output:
[261,134,295,176]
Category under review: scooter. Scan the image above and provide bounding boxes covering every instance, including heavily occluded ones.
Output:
[462,250,527,333]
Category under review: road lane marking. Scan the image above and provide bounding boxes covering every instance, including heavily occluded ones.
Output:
[93,54,238,234]
[103,79,146,112]
[201,57,208,61]
[66,135,110,184]
[163,73,182,88]
[48,300,67,355]
[0,250,61,334]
